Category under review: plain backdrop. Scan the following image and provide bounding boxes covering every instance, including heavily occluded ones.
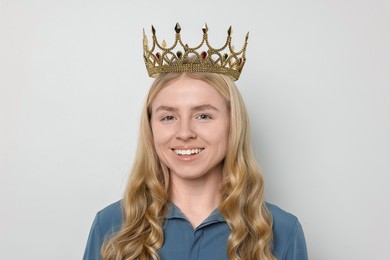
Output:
[1,0,389,259]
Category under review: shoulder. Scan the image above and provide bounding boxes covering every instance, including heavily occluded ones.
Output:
[95,200,123,236]
[266,202,308,260]
[83,201,124,260]
[266,202,298,232]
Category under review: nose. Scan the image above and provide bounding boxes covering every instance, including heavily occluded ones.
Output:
[176,118,197,141]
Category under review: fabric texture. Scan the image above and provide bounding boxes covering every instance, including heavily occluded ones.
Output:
[83,201,308,260]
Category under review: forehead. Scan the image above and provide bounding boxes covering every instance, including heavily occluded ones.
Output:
[151,76,227,109]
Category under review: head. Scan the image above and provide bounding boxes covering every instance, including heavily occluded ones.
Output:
[136,72,251,191]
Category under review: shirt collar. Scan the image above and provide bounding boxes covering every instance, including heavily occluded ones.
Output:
[165,202,226,223]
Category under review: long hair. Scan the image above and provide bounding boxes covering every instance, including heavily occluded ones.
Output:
[101,72,276,260]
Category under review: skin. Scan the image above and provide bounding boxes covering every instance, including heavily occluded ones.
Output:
[150,75,230,227]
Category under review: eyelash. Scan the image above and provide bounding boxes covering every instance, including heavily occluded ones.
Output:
[161,115,175,121]
[196,114,212,120]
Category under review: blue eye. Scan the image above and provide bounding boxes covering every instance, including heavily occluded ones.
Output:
[162,115,175,121]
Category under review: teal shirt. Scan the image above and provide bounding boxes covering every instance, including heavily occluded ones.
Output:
[83,201,308,260]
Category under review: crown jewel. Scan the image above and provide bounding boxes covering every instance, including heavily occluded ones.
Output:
[143,23,249,81]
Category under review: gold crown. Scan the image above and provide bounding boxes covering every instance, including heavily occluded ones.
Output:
[143,23,249,81]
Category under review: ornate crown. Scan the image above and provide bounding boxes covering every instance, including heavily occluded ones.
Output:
[143,23,249,81]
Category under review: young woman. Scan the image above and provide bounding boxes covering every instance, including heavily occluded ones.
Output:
[84,23,308,259]
[83,72,308,260]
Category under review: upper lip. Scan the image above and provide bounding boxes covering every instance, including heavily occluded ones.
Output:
[171,146,204,150]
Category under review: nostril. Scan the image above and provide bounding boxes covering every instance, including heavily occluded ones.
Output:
[176,126,197,140]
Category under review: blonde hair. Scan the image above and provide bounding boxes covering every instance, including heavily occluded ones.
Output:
[101,72,276,260]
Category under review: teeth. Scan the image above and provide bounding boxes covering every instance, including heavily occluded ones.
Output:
[174,148,203,155]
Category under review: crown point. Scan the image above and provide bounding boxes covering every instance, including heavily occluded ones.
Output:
[143,33,148,47]
[151,25,156,35]
[202,23,208,34]
[227,26,232,36]
[245,32,249,41]
[175,23,181,33]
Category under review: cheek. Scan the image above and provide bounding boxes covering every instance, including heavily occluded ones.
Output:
[151,123,172,146]
[151,122,162,148]
[208,120,229,143]
[198,128,229,150]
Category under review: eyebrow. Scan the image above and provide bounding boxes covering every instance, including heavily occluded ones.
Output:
[155,106,178,112]
[191,104,219,112]
[154,104,219,113]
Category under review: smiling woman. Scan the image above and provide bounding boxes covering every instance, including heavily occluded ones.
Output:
[151,75,229,189]
[83,24,308,260]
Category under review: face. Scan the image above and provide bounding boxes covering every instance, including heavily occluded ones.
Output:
[150,76,230,183]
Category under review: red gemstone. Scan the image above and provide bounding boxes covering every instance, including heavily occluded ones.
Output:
[238,58,242,66]
[201,51,207,60]
[156,52,161,59]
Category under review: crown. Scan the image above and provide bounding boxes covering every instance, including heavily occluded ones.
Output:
[143,23,249,81]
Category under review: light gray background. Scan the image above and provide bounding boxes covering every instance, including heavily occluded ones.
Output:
[1,0,389,259]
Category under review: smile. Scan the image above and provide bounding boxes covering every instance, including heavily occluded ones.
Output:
[173,148,204,155]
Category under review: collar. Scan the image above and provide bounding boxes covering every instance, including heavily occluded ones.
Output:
[165,202,226,227]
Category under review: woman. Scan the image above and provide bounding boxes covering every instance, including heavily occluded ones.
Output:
[84,24,308,260]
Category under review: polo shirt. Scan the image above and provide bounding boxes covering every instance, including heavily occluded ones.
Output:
[83,201,308,260]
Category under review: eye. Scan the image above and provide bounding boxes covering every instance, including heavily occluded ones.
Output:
[161,115,175,121]
[196,114,212,120]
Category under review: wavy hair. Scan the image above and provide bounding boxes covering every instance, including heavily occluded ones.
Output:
[101,72,276,260]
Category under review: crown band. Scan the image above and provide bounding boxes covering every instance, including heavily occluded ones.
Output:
[143,23,249,81]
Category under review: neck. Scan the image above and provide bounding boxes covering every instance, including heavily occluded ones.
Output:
[170,172,222,228]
